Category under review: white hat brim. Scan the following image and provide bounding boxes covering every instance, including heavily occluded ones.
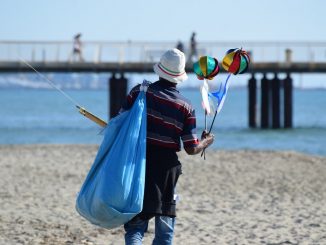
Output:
[153,63,188,84]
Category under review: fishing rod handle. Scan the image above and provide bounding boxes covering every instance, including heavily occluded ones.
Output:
[78,107,107,128]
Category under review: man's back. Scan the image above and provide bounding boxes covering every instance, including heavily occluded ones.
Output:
[122,79,199,151]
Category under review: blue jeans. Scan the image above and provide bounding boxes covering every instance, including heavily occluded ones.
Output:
[124,215,175,245]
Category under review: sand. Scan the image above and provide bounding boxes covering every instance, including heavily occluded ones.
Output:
[0,144,325,245]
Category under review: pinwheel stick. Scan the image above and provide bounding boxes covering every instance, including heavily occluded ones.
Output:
[203,109,207,160]
[201,110,217,157]
[201,73,231,158]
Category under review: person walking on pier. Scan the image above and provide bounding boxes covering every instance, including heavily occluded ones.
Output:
[187,32,198,63]
[69,33,84,62]
[120,48,215,245]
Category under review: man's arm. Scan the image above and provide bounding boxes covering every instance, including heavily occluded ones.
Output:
[184,133,214,155]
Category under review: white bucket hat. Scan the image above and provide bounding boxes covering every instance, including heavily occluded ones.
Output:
[153,49,188,84]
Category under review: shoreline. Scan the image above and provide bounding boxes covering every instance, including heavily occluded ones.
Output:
[0,145,325,244]
[1,143,326,158]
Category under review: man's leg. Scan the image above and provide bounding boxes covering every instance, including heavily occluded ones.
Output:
[152,216,175,245]
[124,216,149,245]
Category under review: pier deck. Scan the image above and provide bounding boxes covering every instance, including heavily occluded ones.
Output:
[1,61,326,73]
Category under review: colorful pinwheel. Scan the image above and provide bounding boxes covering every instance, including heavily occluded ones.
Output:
[221,48,250,75]
[209,48,251,128]
[193,56,220,159]
[193,56,220,115]
[193,56,220,80]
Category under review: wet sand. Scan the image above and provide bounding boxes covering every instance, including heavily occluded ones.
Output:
[0,145,325,244]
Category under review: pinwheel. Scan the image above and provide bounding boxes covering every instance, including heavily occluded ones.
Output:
[221,48,250,75]
[210,48,250,128]
[193,56,220,159]
[193,56,220,80]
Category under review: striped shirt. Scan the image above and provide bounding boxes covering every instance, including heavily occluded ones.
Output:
[121,79,199,151]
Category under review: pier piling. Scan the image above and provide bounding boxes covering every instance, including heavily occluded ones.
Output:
[248,74,257,128]
[272,73,281,129]
[284,73,293,128]
[261,74,270,128]
[109,73,128,119]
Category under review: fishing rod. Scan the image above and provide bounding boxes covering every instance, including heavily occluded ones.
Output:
[19,58,108,128]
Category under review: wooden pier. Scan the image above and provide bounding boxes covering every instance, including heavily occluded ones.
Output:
[1,40,326,128]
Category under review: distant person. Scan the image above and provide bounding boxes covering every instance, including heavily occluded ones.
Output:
[69,33,84,62]
[176,40,185,53]
[187,32,198,63]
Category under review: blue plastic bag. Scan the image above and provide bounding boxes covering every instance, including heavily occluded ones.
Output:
[76,84,147,229]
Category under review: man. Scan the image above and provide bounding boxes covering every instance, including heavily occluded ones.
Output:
[121,49,214,245]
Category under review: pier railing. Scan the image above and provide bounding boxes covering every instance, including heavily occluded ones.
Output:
[1,40,326,63]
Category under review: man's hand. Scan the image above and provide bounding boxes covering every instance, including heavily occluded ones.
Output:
[184,132,215,155]
[202,133,214,148]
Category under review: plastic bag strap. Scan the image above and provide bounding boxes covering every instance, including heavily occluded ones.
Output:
[140,80,150,92]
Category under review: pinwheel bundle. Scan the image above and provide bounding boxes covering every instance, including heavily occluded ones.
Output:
[195,49,250,158]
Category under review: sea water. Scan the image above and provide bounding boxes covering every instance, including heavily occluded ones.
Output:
[0,84,325,156]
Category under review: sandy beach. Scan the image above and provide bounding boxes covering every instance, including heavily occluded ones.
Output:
[0,144,325,245]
